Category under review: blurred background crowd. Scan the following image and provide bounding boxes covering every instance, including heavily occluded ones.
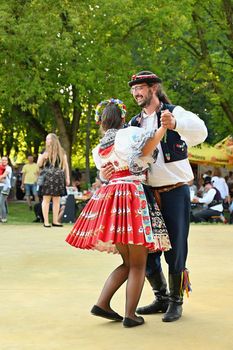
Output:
[1,153,232,225]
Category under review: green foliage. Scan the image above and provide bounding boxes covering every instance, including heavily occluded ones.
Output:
[0,0,232,164]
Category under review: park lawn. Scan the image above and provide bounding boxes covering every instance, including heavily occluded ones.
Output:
[5,200,74,225]
[6,200,38,225]
[6,199,230,225]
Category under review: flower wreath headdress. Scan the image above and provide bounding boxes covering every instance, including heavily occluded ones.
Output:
[95,98,127,124]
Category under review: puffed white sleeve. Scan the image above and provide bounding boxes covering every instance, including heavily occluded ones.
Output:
[173,106,208,147]
[92,145,102,170]
[114,127,158,174]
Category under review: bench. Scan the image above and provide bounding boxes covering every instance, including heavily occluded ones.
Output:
[209,215,227,224]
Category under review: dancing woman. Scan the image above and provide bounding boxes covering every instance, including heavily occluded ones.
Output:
[66,99,171,327]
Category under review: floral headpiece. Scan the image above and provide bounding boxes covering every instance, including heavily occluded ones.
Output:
[94,98,127,124]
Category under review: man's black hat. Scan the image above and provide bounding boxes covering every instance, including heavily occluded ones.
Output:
[203,176,212,186]
[128,70,162,87]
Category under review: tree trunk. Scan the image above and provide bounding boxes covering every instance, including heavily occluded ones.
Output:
[71,85,82,146]
[50,101,72,165]
[85,104,91,187]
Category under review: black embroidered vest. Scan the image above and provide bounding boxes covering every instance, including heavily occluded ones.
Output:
[208,187,223,208]
[130,103,188,163]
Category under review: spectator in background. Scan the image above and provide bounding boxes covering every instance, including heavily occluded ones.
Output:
[228,183,233,224]
[189,182,197,201]
[33,197,44,223]
[197,171,212,197]
[57,178,81,223]
[71,168,82,190]
[37,133,70,227]
[33,176,79,224]
[203,170,212,178]
[211,167,230,206]
[91,176,102,192]
[0,158,6,175]
[227,171,233,186]
[21,155,39,210]
[191,176,224,222]
[0,156,12,223]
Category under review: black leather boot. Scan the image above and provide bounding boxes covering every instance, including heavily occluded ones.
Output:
[136,271,169,315]
[162,273,183,322]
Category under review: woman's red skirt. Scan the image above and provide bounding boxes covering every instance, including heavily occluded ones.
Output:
[66,180,171,254]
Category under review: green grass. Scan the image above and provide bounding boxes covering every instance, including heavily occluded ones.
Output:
[6,200,231,225]
[6,200,75,225]
[6,201,39,224]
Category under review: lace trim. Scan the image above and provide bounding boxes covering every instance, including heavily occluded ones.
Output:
[151,234,171,252]
[99,128,118,149]
[128,130,158,175]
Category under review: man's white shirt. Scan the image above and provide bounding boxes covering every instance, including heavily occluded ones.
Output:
[138,106,208,187]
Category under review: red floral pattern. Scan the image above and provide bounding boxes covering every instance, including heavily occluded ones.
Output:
[66,180,171,254]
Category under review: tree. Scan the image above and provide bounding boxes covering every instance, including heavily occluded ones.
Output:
[0,0,232,168]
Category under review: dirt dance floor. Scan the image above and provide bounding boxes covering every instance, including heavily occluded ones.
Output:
[1,223,233,350]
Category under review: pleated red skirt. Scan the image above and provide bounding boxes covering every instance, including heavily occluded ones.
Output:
[66,180,171,254]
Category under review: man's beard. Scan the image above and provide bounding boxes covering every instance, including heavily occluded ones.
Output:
[136,91,153,108]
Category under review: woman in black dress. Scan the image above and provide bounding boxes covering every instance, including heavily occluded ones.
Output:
[37,133,70,227]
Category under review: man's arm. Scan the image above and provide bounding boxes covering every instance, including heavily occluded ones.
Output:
[0,168,8,182]
[173,106,208,146]
[162,106,208,147]
[21,173,26,190]
[195,189,216,205]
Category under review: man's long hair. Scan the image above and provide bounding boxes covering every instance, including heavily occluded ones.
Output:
[155,84,171,104]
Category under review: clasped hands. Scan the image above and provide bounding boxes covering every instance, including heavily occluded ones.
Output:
[100,162,114,181]
[160,110,176,130]
[100,111,176,181]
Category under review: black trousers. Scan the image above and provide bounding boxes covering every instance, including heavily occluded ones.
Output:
[34,202,43,221]
[145,185,191,275]
[192,208,222,222]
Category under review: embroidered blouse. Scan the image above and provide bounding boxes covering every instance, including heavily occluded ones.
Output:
[92,127,157,181]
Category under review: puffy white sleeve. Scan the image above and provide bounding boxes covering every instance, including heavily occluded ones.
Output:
[198,188,216,205]
[173,106,208,147]
[115,127,158,174]
[92,145,102,170]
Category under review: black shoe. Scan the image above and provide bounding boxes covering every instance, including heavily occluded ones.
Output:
[43,224,51,228]
[123,316,145,328]
[52,223,63,227]
[33,217,41,223]
[91,305,123,321]
[136,298,169,315]
[162,301,182,322]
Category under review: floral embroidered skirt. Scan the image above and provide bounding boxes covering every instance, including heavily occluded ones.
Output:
[66,180,171,254]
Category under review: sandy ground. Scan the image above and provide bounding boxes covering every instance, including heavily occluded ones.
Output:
[0,223,233,350]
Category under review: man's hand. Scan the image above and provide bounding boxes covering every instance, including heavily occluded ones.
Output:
[192,197,199,203]
[161,109,176,130]
[100,162,115,181]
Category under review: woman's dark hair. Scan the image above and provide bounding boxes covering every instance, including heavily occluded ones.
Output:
[101,103,123,131]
